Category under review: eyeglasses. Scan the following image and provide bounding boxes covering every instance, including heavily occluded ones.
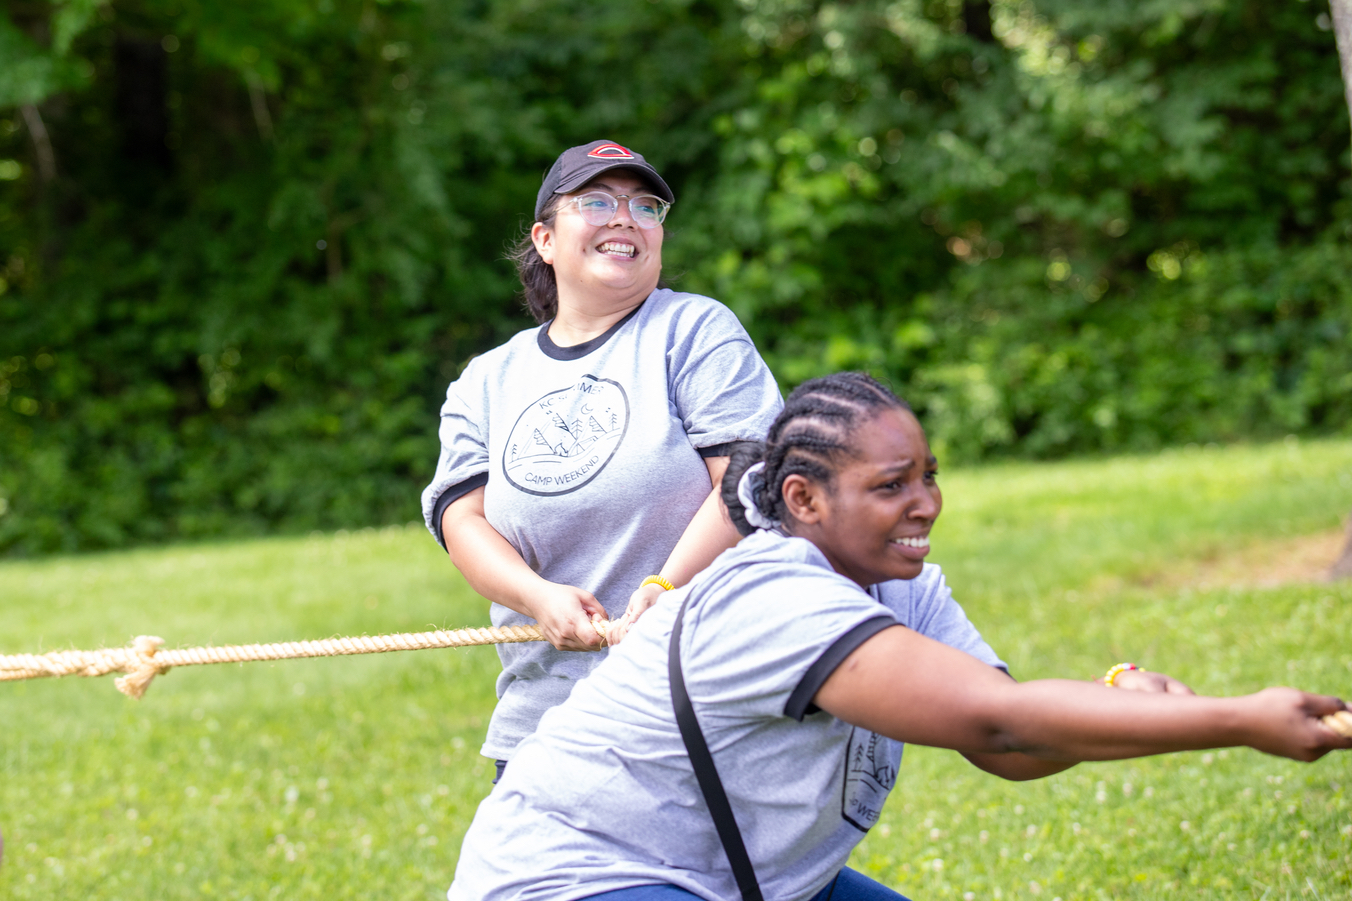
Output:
[568,191,671,229]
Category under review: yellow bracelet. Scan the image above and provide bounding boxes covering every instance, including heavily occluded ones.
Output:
[640,575,674,592]
[1104,662,1139,687]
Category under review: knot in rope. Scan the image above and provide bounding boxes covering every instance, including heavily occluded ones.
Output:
[113,636,171,700]
[0,620,608,698]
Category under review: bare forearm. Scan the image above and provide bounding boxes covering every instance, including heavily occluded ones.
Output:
[854,670,1249,760]
[653,456,736,588]
[983,680,1250,761]
[606,458,739,647]
[816,627,1348,765]
[657,486,742,586]
[969,668,1191,774]
[957,667,1192,779]
[441,493,606,651]
[443,508,550,618]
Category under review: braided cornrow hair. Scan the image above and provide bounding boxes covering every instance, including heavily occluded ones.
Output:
[722,372,912,536]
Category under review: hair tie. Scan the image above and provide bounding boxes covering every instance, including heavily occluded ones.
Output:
[736,462,780,530]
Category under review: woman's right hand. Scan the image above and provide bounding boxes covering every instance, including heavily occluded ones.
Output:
[529,582,609,652]
[442,489,608,652]
[1240,688,1352,762]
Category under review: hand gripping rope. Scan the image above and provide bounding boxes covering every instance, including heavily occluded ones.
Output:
[0,622,608,700]
[2,625,1351,741]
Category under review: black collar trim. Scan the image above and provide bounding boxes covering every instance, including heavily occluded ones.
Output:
[537,304,644,360]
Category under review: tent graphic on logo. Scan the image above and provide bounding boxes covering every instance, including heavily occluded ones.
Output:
[586,143,634,160]
[503,376,630,496]
[524,410,598,459]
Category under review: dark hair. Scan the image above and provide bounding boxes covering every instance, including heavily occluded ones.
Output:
[510,194,565,323]
[721,372,913,536]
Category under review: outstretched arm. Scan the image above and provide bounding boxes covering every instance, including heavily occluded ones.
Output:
[608,456,738,644]
[814,624,1352,766]
[442,487,606,652]
[961,665,1196,780]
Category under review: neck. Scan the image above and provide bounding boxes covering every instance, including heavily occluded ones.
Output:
[548,289,651,346]
[782,522,870,589]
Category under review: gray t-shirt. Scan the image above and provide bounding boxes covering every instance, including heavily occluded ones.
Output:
[447,530,1005,901]
[421,290,782,759]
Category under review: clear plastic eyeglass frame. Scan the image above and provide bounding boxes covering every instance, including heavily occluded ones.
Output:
[569,191,671,229]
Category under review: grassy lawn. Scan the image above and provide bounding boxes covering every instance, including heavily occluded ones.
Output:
[2,437,1350,900]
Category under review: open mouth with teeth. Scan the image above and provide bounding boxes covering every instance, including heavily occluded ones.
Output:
[889,535,930,550]
[598,241,637,258]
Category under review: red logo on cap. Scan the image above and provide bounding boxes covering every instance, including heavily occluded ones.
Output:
[587,143,635,160]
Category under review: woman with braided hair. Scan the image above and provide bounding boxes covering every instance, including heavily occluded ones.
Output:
[445,372,1351,901]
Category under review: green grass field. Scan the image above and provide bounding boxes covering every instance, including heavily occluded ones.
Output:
[2,438,1351,900]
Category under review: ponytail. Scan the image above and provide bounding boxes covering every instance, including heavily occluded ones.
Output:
[509,196,564,324]
[720,441,769,537]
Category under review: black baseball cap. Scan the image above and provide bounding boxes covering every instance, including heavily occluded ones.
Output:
[534,139,675,220]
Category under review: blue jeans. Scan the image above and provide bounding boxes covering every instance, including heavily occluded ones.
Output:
[584,866,910,900]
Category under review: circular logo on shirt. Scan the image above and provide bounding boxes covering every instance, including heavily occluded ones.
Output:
[502,375,630,496]
[842,726,897,832]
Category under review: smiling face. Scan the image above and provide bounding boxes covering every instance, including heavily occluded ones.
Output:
[781,407,942,586]
[530,171,664,313]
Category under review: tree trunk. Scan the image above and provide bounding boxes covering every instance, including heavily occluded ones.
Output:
[245,71,274,142]
[1332,0,1352,134]
[19,104,56,182]
[1332,517,1352,580]
[1330,1,1352,580]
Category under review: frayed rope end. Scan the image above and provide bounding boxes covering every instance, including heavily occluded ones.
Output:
[114,636,171,700]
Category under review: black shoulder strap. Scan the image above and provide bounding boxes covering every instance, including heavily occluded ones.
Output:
[668,594,764,901]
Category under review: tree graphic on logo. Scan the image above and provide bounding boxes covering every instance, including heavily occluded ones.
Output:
[503,376,631,496]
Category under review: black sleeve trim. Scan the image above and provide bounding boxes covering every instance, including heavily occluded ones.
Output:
[697,443,734,459]
[430,472,490,548]
[784,615,896,721]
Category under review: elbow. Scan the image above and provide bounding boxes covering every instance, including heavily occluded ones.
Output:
[983,723,1072,759]
[441,528,472,574]
[442,528,470,571]
[959,693,1032,756]
[971,724,1051,759]
[984,728,1024,756]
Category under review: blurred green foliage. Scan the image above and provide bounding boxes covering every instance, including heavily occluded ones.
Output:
[1,0,1350,555]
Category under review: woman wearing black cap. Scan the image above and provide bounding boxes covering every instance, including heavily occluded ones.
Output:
[421,139,783,773]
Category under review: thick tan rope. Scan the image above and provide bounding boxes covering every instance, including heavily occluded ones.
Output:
[1323,710,1352,738]
[0,622,606,699]
[3,626,1351,740]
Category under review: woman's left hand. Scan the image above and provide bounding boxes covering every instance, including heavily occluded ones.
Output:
[606,581,668,646]
[1108,668,1195,695]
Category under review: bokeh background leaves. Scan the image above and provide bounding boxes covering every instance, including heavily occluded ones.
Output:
[1,0,1350,555]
